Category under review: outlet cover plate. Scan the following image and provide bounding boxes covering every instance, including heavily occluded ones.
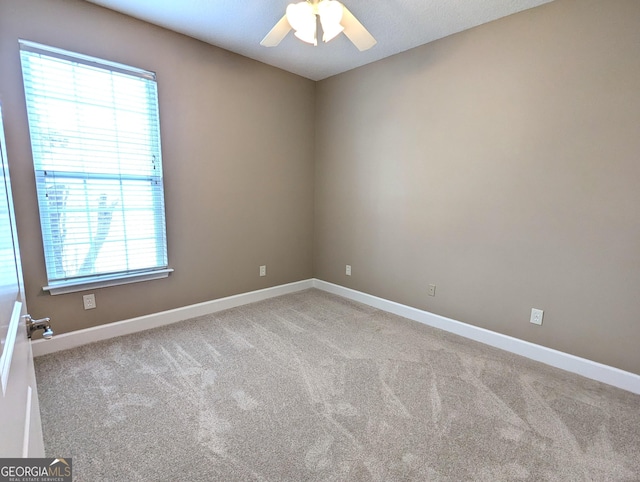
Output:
[83,294,96,310]
[530,308,543,325]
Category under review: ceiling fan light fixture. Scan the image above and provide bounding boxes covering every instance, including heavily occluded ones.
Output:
[321,25,344,43]
[318,0,344,43]
[294,28,318,46]
[286,3,315,33]
[262,0,375,51]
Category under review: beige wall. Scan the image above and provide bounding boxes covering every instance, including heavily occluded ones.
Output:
[0,0,315,334]
[1,0,639,375]
[315,0,640,374]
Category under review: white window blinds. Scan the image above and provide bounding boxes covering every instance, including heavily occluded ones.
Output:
[19,41,169,293]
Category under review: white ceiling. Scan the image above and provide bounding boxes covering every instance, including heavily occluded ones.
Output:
[84,0,554,81]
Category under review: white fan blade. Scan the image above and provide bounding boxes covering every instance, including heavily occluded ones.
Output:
[261,15,292,47]
[341,5,376,51]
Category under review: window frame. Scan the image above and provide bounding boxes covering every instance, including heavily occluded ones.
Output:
[19,40,172,295]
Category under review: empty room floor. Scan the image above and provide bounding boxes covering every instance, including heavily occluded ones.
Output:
[35,289,640,481]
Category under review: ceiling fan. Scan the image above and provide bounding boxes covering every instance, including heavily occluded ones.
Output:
[261,0,377,51]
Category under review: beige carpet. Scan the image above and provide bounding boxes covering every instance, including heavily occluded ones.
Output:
[35,289,640,481]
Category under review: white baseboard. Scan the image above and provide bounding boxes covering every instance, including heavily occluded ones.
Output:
[312,279,640,395]
[32,279,313,357]
[32,277,639,395]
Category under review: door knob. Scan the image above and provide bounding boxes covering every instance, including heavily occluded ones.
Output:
[23,314,54,340]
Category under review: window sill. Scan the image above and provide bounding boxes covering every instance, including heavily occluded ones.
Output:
[43,268,174,295]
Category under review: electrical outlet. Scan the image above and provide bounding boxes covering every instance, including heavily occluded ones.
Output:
[346,265,351,276]
[83,294,96,310]
[428,284,436,296]
[259,265,267,277]
[530,308,543,325]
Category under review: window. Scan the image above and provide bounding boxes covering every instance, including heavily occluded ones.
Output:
[20,41,171,295]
